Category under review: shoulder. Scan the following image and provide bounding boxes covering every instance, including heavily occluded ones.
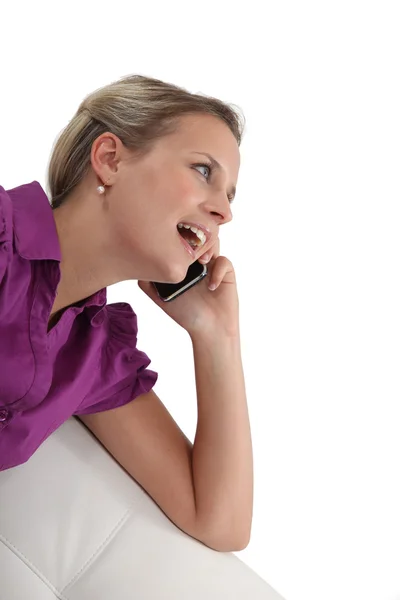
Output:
[74,301,158,416]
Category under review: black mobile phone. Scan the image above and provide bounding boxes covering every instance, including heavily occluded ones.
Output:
[152,261,208,302]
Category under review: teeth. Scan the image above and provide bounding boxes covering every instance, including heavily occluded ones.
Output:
[178,223,207,247]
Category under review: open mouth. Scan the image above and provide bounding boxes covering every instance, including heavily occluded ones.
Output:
[177,223,207,250]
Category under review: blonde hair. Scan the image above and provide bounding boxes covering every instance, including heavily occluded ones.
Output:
[47,74,245,209]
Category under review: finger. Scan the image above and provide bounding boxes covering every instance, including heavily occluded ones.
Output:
[212,236,220,258]
[199,237,220,264]
[207,256,231,290]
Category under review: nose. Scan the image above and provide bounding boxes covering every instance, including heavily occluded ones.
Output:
[207,192,233,225]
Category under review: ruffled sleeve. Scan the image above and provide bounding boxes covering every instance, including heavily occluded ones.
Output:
[74,302,158,416]
[0,186,13,287]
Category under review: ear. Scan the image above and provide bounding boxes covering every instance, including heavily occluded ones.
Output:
[90,133,124,184]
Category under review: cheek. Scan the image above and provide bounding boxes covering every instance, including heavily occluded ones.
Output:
[148,182,193,218]
[165,172,199,211]
[121,166,199,225]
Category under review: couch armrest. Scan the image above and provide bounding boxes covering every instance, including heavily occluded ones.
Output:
[0,417,284,600]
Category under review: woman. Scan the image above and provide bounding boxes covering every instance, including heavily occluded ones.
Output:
[0,74,253,552]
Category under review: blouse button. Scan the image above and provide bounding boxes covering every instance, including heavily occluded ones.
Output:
[0,408,8,422]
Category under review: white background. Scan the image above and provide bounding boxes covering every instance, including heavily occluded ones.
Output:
[1,2,399,599]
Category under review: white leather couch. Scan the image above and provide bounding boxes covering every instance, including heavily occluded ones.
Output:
[0,417,284,600]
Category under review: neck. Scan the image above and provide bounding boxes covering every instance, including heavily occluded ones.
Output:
[50,192,115,314]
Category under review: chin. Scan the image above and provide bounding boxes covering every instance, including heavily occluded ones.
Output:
[159,260,189,284]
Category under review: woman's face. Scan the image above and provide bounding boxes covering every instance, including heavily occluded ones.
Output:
[99,112,240,284]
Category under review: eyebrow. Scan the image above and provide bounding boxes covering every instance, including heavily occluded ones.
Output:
[190,151,237,200]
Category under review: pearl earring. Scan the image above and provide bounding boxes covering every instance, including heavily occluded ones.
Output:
[97,185,105,194]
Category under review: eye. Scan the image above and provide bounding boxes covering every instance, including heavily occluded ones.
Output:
[192,161,234,204]
[193,162,212,179]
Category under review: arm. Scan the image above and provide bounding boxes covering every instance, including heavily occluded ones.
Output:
[78,328,253,553]
[190,328,253,551]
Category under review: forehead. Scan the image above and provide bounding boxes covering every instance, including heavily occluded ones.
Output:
[167,113,241,173]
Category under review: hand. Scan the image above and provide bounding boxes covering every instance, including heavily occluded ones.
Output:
[138,237,240,338]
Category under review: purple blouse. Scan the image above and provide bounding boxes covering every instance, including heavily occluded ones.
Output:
[0,181,158,471]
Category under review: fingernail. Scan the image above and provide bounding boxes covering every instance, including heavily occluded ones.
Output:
[199,254,210,264]
[209,283,216,291]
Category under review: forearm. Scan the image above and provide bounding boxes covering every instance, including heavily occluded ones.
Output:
[190,329,253,551]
